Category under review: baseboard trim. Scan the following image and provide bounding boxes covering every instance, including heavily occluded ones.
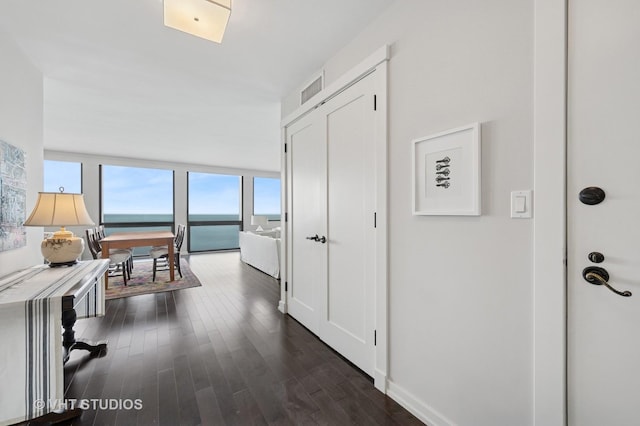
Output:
[277,300,286,314]
[387,380,455,426]
[374,369,387,392]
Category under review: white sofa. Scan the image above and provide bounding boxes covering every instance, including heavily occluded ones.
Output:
[239,231,281,279]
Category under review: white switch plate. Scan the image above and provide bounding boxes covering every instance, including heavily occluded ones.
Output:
[511,190,532,218]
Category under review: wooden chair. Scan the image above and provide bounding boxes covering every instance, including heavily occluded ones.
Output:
[85,227,131,285]
[149,224,185,282]
[96,225,133,277]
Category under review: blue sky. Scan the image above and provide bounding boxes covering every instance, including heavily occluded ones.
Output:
[43,160,82,193]
[253,177,281,215]
[44,161,280,215]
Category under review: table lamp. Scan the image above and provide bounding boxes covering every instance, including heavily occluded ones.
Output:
[251,215,268,231]
[23,188,95,267]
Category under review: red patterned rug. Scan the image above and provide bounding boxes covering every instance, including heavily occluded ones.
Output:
[105,259,202,300]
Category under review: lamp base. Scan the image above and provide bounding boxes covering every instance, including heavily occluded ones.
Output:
[41,237,85,266]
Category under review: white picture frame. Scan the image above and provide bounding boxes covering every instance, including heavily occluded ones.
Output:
[412,123,481,216]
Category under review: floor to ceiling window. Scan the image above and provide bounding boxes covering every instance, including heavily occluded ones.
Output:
[188,172,242,252]
[101,165,174,255]
[253,177,281,221]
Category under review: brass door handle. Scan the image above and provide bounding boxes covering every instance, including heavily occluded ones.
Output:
[583,266,632,297]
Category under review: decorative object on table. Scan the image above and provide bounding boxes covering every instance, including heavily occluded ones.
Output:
[412,122,481,216]
[0,140,27,252]
[23,187,95,266]
[105,259,202,300]
[251,214,269,231]
[163,0,231,43]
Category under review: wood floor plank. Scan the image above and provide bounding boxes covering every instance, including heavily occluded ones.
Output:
[173,353,201,426]
[194,386,225,426]
[157,368,180,426]
[55,252,422,425]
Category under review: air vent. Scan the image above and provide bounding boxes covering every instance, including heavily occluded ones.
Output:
[300,74,323,105]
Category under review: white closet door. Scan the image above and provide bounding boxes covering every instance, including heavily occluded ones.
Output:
[286,112,326,335]
[319,74,376,376]
[286,72,377,376]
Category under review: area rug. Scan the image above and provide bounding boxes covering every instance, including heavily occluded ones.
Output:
[105,259,202,300]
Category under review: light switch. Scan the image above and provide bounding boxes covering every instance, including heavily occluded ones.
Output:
[511,190,532,218]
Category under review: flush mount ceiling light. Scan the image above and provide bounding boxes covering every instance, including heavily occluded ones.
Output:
[164,0,231,43]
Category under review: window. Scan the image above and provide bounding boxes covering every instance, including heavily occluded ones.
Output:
[188,172,242,251]
[253,177,281,221]
[44,160,82,193]
[101,165,174,255]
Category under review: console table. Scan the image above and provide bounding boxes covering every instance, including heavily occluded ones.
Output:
[0,260,109,425]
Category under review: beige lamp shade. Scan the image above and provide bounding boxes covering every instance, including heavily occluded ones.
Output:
[23,191,95,266]
[24,192,94,227]
[164,0,231,43]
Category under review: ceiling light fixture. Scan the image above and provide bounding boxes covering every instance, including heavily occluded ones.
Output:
[163,0,231,43]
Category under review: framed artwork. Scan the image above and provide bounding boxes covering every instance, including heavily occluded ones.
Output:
[412,123,481,216]
[0,140,28,251]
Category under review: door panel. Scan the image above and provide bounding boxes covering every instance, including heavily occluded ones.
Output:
[286,113,326,335]
[568,1,640,424]
[322,76,376,375]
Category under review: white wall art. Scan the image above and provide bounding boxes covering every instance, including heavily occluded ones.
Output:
[412,123,481,216]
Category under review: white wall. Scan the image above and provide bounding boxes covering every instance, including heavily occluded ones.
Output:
[0,31,44,273]
[283,1,535,425]
[44,150,279,258]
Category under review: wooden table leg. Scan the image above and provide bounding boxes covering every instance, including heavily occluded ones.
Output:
[168,239,175,281]
[101,242,109,289]
[62,308,107,364]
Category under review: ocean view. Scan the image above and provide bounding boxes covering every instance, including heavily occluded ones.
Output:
[103,214,245,253]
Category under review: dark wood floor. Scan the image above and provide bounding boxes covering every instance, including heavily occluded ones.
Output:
[58,252,422,425]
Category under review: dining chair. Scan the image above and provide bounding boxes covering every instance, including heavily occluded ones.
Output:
[85,227,131,285]
[96,225,133,276]
[149,224,185,282]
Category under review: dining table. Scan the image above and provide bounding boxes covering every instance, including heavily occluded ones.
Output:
[100,230,175,289]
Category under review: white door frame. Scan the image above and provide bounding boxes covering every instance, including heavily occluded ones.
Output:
[279,45,390,392]
[533,0,567,425]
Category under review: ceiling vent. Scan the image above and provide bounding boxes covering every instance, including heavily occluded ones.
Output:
[300,72,324,105]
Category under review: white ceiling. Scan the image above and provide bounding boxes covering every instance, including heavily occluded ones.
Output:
[0,0,394,172]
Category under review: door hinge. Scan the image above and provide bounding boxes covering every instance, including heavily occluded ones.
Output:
[284,143,287,153]
[285,212,288,222]
[374,330,377,346]
[374,212,377,228]
[285,281,288,292]
[373,94,377,111]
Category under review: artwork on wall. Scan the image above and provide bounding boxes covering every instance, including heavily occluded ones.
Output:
[412,123,481,216]
[0,140,27,252]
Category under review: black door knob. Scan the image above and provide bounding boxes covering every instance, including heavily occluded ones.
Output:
[588,252,605,263]
[579,187,606,205]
